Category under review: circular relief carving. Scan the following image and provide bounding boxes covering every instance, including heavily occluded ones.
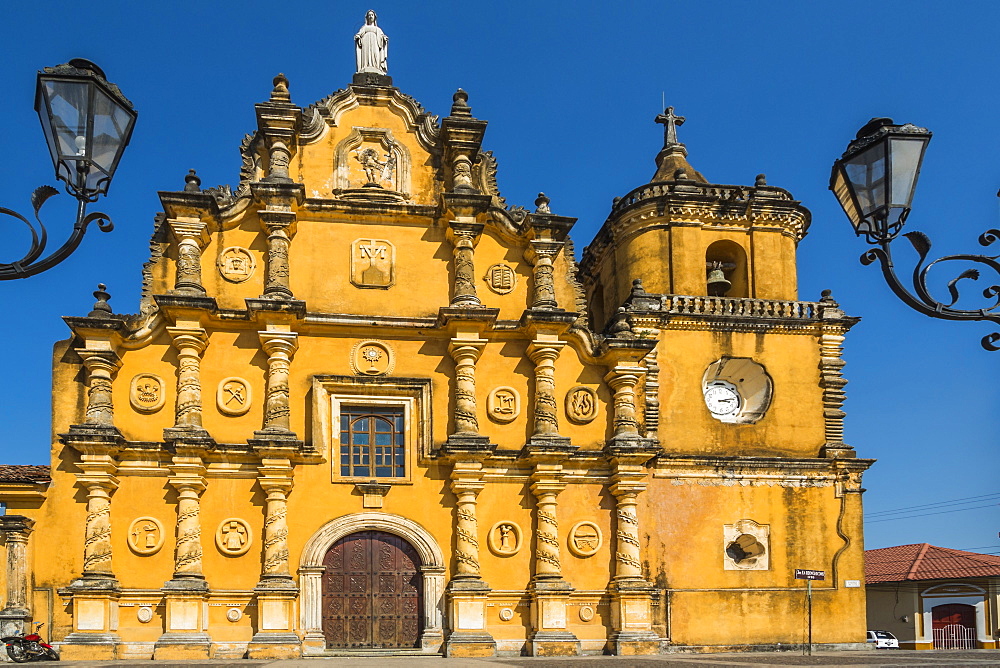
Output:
[217,377,252,416]
[568,521,603,557]
[226,607,243,623]
[579,605,595,622]
[130,374,165,414]
[487,387,520,423]
[216,518,253,556]
[498,607,514,622]
[218,247,256,283]
[483,263,517,294]
[136,606,154,624]
[127,517,165,555]
[350,340,394,376]
[565,386,598,424]
[487,521,523,556]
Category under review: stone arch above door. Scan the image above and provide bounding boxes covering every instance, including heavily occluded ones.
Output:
[299,512,445,655]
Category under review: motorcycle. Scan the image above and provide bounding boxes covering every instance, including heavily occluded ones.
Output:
[1,622,58,662]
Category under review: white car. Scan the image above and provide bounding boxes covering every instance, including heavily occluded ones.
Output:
[867,630,899,649]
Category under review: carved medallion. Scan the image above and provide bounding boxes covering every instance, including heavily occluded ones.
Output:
[137,606,154,624]
[226,607,243,623]
[484,263,516,294]
[566,386,598,424]
[351,238,395,288]
[216,518,253,556]
[487,387,520,423]
[579,605,595,622]
[351,340,394,376]
[127,517,165,555]
[217,377,252,416]
[568,521,603,557]
[130,374,165,414]
[488,521,523,556]
[498,607,514,622]
[218,246,256,283]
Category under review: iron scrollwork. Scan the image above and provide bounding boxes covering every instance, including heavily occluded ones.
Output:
[0,185,114,280]
[860,228,1000,351]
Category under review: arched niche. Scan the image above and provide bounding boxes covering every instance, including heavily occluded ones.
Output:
[298,512,445,654]
[705,239,749,298]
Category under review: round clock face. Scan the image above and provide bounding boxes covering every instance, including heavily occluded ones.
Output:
[704,383,741,416]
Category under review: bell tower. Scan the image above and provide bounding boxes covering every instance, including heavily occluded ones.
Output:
[580,107,810,332]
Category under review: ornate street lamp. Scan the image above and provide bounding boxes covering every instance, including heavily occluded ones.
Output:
[0,59,136,279]
[831,118,1000,351]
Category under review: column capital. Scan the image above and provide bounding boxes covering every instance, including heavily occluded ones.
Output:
[167,218,211,247]
[450,460,486,495]
[446,220,485,246]
[168,457,207,494]
[527,338,566,363]
[0,516,35,537]
[167,327,209,354]
[524,239,564,265]
[603,364,645,389]
[258,458,294,494]
[258,330,298,357]
[529,464,566,498]
[74,348,122,374]
[448,336,487,363]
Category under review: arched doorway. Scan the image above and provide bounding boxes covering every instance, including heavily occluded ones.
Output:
[322,530,422,649]
[932,603,976,649]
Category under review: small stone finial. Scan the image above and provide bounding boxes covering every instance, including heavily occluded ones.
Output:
[88,284,113,318]
[534,192,551,214]
[613,196,622,206]
[655,106,686,147]
[755,173,767,187]
[450,88,471,116]
[610,307,633,337]
[674,168,688,181]
[631,278,645,296]
[820,289,835,303]
[184,169,201,192]
[270,73,290,102]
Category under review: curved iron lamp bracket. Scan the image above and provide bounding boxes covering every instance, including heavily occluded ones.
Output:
[860,228,1000,350]
[0,185,113,280]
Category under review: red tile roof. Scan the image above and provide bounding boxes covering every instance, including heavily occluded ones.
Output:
[0,465,50,484]
[866,543,1000,583]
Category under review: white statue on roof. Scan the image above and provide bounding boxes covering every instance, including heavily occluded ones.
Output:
[355,10,388,75]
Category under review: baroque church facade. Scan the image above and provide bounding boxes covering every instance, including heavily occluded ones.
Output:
[0,14,873,659]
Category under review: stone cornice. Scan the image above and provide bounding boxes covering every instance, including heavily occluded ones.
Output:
[652,454,874,486]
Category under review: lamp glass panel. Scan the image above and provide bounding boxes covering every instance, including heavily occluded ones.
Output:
[42,79,91,160]
[831,168,860,227]
[888,136,926,208]
[844,140,887,218]
[90,86,131,174]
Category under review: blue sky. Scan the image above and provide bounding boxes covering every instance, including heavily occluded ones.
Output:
[0,1,997,552]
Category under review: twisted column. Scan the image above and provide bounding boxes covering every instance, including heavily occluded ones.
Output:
[76,350,122,428]
[259,461,293,581]
[527,340,566,438]
[170,478,207,580]
[526,242,561,310]
[259,332,298,433]
[168,328,209,430]
[449,337,486,436]
[450,226,481,307]
[168,220,209,295]
[261,212,295,299]
[612,490,643,579]
[605,366,643,438]
[529,473,565,579]
[450,462,486,579]
[81,482,116,578]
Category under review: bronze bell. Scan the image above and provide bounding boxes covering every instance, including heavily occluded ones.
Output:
[707,266,732,296]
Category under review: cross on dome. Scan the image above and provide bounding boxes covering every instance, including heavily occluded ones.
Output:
[655,106,686,147]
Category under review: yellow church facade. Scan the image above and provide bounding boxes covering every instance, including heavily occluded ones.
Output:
[0,19,872,659]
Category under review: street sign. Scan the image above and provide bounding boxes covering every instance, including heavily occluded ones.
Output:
[794,569,825,580]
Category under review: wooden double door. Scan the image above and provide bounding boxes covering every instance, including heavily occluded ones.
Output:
[321,530,422,649]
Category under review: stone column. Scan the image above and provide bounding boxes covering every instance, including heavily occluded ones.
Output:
[76,350,122,428]
[0,516,34,636]
[526,241,561,310]
[611,487,643,579]
[258,460,293,582]
[82,481,117,579]
[449,336,487,437]
[605,365,643,442]
[444,461,495,657]
[530,479,564,579]
[449,225,481,307]
[261,211,296,300]
[167,327,209,431]
[258,331,298,434]
[169,479,206,581]
[168,219,209,295]
[527,338,566,440]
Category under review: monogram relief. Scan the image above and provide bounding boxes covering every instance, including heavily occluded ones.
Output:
[218,246,256,283]
[216,518,253,556]
[130,374,165,414]
[350,340,394,376]
[566,386,599,424]
[351,238,395,288]
[127,516,165,555]
[487,386,520,423]
[483,263,516,294]
[487,521,523,556]
[568,521,603,557]
[217,377,251,416]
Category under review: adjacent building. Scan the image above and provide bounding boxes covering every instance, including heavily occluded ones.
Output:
[0,15,872,659]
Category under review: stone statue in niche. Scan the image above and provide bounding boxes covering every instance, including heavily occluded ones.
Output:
[355,147,396,187]
[351,238,395,288]
[355,10,388,75]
